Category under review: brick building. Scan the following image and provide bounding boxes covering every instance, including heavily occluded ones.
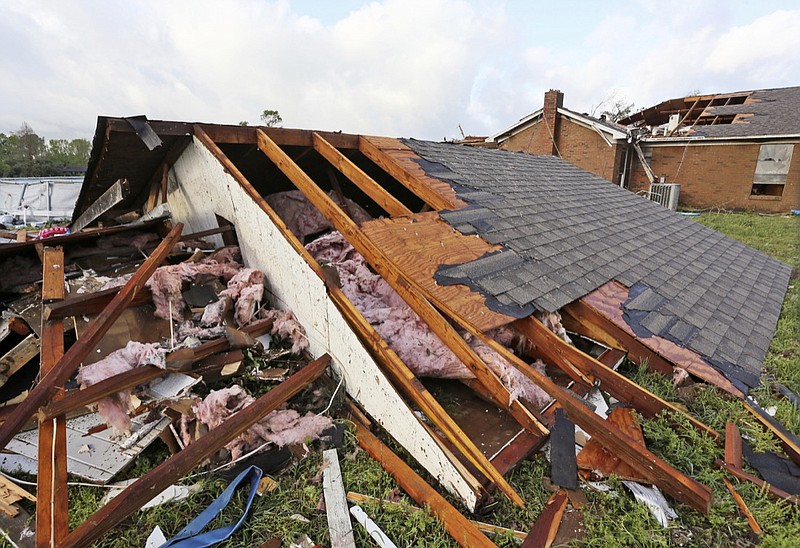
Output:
[486,87,800,213]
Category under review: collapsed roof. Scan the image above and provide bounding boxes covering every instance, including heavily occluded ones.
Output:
[620,86,800,138]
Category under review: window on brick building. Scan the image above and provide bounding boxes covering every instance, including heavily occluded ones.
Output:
[750,144,793,198]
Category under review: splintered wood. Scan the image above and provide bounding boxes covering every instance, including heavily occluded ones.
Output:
[577,407,650,482]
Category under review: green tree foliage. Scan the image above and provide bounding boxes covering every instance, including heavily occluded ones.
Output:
[260,109,283,128]
[0,123,90,177]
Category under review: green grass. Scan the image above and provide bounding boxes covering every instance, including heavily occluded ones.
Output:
[5,211,799,546]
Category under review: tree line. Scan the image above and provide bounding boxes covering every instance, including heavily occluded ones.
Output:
[0,123,90,177]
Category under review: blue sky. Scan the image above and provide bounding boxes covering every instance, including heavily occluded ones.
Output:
[1,0,798,141]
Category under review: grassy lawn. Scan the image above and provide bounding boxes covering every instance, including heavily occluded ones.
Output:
[5,212,799,546]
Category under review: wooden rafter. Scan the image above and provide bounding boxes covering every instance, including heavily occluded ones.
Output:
[312,132,412,217]
[257,127,533,506]
[514,316,719,439]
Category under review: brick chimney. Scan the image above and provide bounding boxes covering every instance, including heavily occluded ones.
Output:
[542,89,563,155]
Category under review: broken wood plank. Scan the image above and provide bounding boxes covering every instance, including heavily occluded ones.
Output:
[550,409,578,490]
[0,334,40,386]
[358,136,461,211]
[60,353,330,548]
[715,459,800,505]
[353,421,496,548]
[577,407,650,482]
[70,179,130,233]
[575,282,743,398]
[37,246,69,547]
[724,478,763,534]
[515,316,719,440]
[345,492,527,541]
[0,223,184,451]
[322,449,356,548]
[725,422,743,469]
[522,490,568,548]
[313,132,412,218]
[744,401,800,466]
[258,128,535,505]
[464,325,714,514]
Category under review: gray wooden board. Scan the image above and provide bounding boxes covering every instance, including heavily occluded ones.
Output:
[322,448,356,548]
[0,412,171,483]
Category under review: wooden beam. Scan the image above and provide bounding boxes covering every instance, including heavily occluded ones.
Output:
[36,246,68,547]
[358,136,456,211]
[522,490,568,548]
[515,316,718,440]
[70,179,130,233]
[0,223,184,451]
[715,459,800,505]
[313,132,412,217]
[463,326,714,514]
[257,128,536,506]
[60,354,330,547]
[353,421,496,548]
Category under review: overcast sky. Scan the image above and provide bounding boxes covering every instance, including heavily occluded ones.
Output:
[1,0,798,141]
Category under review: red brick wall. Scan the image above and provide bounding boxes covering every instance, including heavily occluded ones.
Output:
[628,142,800,213]
[500,118,622,183]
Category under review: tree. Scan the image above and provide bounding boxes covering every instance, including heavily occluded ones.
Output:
[238,121,250,126]
[591,93,635,123]
[260,109,283,128]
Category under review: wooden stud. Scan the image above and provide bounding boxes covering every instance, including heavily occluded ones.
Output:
[37,246,68,547]
[522,490,568,548]
[258,128,536,506]
[515,316,719,440]
[353,421,496,548]
[70,179,130,233]
[313,132,412,217]
[0,223,184,451]
[59,354,330,548]
[44,286,153,321]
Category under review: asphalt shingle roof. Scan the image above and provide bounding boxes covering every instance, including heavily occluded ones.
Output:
[402,139,792,392]
[691,86,800,138]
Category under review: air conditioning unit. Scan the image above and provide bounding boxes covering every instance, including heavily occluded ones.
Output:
[648,183,680,211]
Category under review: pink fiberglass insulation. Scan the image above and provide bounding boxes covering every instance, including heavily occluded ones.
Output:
[259,309,309,354]
[265,190,373,242]
[176,321,227,341]
[535,310,573,344]
[146,261,242,321]
[219,268,266,327]
[186,385,332,461]
[76,341,166,435]
[305,232,552,408]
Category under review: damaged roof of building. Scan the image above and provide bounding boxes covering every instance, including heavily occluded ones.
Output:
[620,85,800,138]
[404,139,791,391]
